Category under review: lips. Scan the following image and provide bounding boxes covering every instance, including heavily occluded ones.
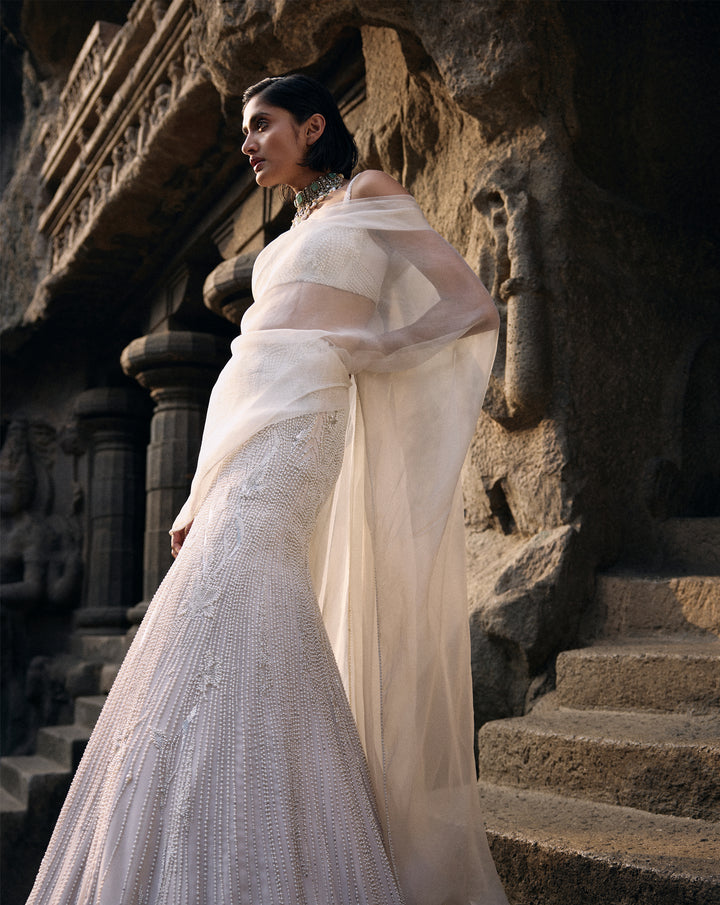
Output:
[249,157,264,172]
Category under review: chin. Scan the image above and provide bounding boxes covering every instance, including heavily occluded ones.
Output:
[255,170,281,189]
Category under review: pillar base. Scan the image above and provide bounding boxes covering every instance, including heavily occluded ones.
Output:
[127,600,150,625]
[73,606,129,634]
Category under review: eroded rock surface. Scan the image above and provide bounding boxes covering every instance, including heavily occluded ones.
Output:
[2,0,718,736]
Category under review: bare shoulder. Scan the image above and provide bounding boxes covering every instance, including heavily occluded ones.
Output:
[349,170,410,199]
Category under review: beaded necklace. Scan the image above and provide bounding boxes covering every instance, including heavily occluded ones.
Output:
[292,172,343,226]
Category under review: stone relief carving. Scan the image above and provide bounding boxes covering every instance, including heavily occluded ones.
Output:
[111,142,126,186]
[43,1,211,275]
[149,82,172,128]
[152,0,171,29]
[41,123,58,159]
[65,208,80,251]
[0,419,84,754]
[474,174,551,429]
[183,18,203,79]
[59,31,108,128]
[77,197,91,233]
[137,103,151,147]
[51,230,65,268]
[97,163,113,196]
[168,58,184,98]
[0,418,83,615]
[124,125,139,160]
[87,168,104,212]
[52,68,205,269]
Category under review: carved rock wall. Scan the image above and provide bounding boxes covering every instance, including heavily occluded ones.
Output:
[1,1,135,331]
[191,0,719,719]
[2,0,718,739]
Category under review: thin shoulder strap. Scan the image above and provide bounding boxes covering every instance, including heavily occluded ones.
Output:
[344,173,362,201]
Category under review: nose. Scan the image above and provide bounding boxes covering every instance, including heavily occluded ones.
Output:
[241,132,255,156]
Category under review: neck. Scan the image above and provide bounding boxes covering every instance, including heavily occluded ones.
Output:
[291,172,344,226]
[288,170,328,194]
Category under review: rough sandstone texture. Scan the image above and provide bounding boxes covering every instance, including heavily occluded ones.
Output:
[1,3,719,903]
[2,0,719,740]
[188,0,720,722]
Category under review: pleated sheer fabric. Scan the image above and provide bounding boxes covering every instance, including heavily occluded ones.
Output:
[171,193,507,905]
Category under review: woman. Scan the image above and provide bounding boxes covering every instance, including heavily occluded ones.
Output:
[28,75,508,905]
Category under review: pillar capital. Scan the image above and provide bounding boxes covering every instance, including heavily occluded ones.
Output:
[120,331,229,400]
[74,386,150,421]
[202,252,257,326]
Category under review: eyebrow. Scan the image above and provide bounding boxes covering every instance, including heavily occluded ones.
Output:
[242,111,271,134]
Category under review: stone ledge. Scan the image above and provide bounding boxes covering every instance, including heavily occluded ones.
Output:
[593,573,720,637]
[556,636,720,712]
[0,788,25,814]
[70,633,128,662]
[25,0,231,330]
[40,0,196,233]
[73,695,108,730]
[0,756,71,807]
[100,662,121,692]
[480,782,720,905]
[35,724,92,771]
[477,705,720,820]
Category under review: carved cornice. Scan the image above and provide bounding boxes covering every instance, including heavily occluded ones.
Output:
[37,0,212,282]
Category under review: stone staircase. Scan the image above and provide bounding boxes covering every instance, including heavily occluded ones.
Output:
[0,634,125,904]
[2,520,719,904]
[477,518,720,905]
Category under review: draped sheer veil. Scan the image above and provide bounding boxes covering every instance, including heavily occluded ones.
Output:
[172,194,508,905]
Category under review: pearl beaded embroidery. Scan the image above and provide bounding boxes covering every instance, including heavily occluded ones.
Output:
[27,409,405,905]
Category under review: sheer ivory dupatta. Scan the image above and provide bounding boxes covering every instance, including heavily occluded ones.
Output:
[172,194,507,904]
[308,198,508,905]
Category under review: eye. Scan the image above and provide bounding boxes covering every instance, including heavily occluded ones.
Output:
[256,118,268,132]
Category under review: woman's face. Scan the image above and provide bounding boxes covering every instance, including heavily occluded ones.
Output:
[241,96,318,192]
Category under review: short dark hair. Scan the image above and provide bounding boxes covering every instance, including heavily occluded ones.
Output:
[242,74,358,178]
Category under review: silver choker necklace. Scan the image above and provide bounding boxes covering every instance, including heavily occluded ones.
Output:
[292,172,343,226]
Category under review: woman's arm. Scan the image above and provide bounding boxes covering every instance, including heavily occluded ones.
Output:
[351,171,500,352]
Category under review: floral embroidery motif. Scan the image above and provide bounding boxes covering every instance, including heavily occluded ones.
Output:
[153,652,225,903]
[177,585,217,621]
[28,410,409,905]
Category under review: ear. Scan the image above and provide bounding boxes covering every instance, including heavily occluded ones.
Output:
[304,113,326,147]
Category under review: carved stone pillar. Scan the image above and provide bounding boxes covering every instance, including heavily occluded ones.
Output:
[73,388,148,633]
[120,331,228,623]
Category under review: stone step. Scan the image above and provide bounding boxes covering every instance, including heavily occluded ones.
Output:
[69,634,127,663]
[476,703,719,820]
[594,573,720,636]
[63,657,105,698]
[0,756,71,810]
[100,661,121,693]
[659,517,720,574]
[0,757,72,905]
[74,695,107,729]
[556,636,720,712]
[0,789,30,905]
[479,782,720,905]
[0,787,25,814]
[0,787,27,847]
[36,724,91,770]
